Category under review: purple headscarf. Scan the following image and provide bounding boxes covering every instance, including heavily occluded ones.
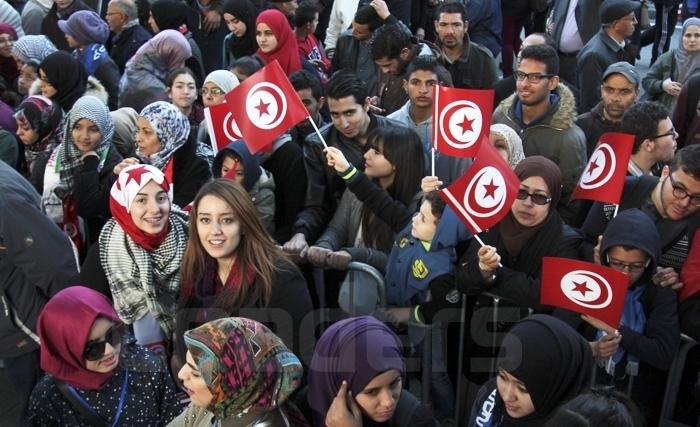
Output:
[307,316,405,426]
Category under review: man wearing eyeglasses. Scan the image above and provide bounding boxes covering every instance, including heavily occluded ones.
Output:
[576,0,639,113]
[622,101,678,177]
[582,144,700,292]
[492,44,587,226]
[104,0,151,74]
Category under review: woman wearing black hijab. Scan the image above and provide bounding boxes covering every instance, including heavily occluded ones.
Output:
[37,51,87,112]
[456,156,584,384]
[221,0,258,68]
[468,314,593,426]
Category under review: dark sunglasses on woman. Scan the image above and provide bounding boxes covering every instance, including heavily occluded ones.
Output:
[83,324,126,361]
[516,189,552,205]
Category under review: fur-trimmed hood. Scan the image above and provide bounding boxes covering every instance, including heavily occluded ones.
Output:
[29,75,109,109]
[496,83,579,130]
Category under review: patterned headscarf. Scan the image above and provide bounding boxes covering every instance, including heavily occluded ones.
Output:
[57,95,114,196]
[184,317,304,420]
[11,35,57,64]
[14,95,63,152]
[138,101,191,170]
[490,123,525,169]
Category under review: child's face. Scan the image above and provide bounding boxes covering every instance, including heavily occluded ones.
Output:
[605,246,650,286]
[411,200,438,243]
[221,155,245,186]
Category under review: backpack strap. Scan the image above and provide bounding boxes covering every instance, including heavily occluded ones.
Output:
[54,378,108,427]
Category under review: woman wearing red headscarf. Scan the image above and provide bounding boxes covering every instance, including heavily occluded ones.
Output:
[254,8,301,74]
[28,286,181,426]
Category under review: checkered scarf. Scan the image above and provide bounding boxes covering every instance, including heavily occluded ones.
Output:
[184,317,303,420]
[99,208,188,336]
[57,96,113,198]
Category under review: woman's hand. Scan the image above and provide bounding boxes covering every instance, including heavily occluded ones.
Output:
[113,157,140,175]
[325,147,351,173]
[307,246,332,267]
[590,332,622,358]
[326,381,362,427]
[282,233,310,262]
[662,78,682,97]
[421,176,442,193]
[477,245,500,274]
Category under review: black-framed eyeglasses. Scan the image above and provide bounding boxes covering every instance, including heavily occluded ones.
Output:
[201,87,225,96]
[84,324,125,361]
[651,127,678,139]
[516,189,552,205]
[606,255,650,273]
[515,71,554,83]
[667,173,700,206]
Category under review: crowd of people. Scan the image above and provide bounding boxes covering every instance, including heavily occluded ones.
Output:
[1,0,700,426]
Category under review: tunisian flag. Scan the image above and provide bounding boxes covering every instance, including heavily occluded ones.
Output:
[225,60,308,153]
[541,257,630,328]
[439,141,520,234]
[203,102,243,153]
[571,132,634,204]
[433,85,494,158]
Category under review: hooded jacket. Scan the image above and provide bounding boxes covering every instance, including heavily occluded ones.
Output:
[492,84,588,224]
[212,140,276,235]
[384,207,467,306]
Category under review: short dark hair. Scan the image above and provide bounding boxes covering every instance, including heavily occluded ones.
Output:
[423,191,446,222]
[544,388,641,427]
[354,5,383,31]
[670,143,700,178]
[229,56,263,78]
[327,70,368,105]
[293,0,319,28]
[290,69,323,100]
[166,66,197,88]
[370,23,412,61]
[621,101,669,154]
[434,1,467,21]
[519,44,560,75]
[405,55,453,87]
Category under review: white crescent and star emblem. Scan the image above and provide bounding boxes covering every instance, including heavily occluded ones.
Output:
[464,166,507,218]
[245,82,288,130]
[579,143,616,190]
[439,100,483,149]
[222,112,242,141]
[560,270,613,309]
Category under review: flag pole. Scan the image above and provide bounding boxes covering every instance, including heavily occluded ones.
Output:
[431,147,436,177]
[613,204,619,218]
[473,234,503,268]
[307,116,329,150]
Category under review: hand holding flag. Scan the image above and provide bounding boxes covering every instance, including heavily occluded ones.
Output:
[572,132,634,204]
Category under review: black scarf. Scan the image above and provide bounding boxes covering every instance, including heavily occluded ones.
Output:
[223,0,259,59]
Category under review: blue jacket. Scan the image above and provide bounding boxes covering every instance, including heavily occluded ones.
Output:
[384,207,468,306]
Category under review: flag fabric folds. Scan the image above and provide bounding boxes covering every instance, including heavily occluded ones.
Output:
[571,132,635,204]
[439,141,520,234]
[433,85,494,158]
[541,257,630,328]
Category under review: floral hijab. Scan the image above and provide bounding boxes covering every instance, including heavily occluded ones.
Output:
[184,317,303,421]
[137,101,190,170]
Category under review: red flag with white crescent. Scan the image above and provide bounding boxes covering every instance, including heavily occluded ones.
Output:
[433,85,494,158]
[571,132,634,204]
[203,102,243,153]
[541,257,630,328]
[225,60,309,154]
[439,141,520,234]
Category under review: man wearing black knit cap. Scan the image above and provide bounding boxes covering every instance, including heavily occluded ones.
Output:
[576,0,639,112]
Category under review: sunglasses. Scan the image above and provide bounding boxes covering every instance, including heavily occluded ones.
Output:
[516,189,552,205]
[84,324,125,361]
